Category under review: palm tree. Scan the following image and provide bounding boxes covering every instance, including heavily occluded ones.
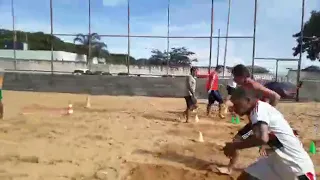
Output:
[73,33,108,65]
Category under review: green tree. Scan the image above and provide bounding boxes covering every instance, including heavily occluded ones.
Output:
[73,33,108,64]
[148,47,197,66]
[293,11,320,61]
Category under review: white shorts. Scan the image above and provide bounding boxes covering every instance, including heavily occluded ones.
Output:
[245,152,316,180]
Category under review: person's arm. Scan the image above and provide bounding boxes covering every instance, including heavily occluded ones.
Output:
[236,123,253,140]
[232,122,269,150]
[231,105,270,150]
[252,82,280,106]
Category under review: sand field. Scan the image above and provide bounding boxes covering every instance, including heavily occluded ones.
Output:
[0,90,319,180]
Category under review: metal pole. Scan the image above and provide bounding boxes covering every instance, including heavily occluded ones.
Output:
[11,0,17,71]
[208,0,214,74]
[251,0,258,78]
[222,0,231,77]
[127,0,130,74]
[166,0,170,74]
[275,60,278,82]
[88,0,92,68]
[296,0,305,102]
[50,0,54,75]
[216,29,220,67]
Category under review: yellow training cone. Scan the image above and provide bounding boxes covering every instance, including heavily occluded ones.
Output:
[198,131,204,142]
[86,96,91,108]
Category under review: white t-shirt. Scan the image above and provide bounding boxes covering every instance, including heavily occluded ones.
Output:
[185,75,196,96]
[227,78,237,88]
[250,101,314,176]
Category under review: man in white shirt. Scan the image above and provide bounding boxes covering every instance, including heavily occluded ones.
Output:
[183,67,198,123]
[222,87,315,180]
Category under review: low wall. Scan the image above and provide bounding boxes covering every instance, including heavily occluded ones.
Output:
[299,80,320,101]
[3,72,318,101]
[0,58,190,75]
[2,73,229,99]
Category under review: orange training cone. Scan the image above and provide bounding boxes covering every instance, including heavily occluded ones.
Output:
[67,103,73,115]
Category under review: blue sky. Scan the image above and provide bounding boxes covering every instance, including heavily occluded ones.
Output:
[0,0,319,75]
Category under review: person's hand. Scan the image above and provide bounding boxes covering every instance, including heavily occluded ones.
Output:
[223,142,237,157]
[208,90,211,94]
[259,146,268,157]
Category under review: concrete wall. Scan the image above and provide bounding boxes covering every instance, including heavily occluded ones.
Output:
[2,72,319,100]
[0,58,87,72]
[287,70,320,84]
[2,72,229,99]
[0,58,190,75]
[0,49,107,64]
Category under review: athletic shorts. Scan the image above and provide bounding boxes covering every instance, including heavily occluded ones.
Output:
[184,96,197,109]
[226,85,236,95]
[208,90,223,105]
[245,152,316,180]
[0,89,2,100]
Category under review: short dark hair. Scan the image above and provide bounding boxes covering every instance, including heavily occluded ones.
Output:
[190,67,197,73]
[231,87,257,101]
[215,65,224,71]
[232,64,250,77]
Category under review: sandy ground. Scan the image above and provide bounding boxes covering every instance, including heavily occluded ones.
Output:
[0,90,319,180]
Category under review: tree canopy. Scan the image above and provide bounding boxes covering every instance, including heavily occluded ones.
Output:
[293,11,320,61]
[148,47,197,66]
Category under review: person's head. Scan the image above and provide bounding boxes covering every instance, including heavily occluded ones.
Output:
[215,65,224,74]
[230,87,257,116]
[190,67,197,76]
[232,64,251,85]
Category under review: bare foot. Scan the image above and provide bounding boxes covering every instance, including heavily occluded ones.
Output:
[216,166,232,175]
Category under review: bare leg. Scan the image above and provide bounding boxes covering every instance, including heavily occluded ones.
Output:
[185,109,190,123]
[0,101,3,119]
[206,104,212,116]
[218,104,225,119]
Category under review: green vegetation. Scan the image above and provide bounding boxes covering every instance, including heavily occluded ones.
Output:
[293,11,320,61]
[0,29,196,66]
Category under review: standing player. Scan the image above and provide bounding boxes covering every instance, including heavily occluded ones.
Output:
[206,65,225,118]
[221,87,315,180]
[184,67,198,123]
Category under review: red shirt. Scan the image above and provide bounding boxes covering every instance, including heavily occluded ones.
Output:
[206,71,219,91]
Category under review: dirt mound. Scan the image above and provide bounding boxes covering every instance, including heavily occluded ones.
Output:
[127,163,233,180]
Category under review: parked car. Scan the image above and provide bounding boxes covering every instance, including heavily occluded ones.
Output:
[72,69,91,75]
[264,81,301,99]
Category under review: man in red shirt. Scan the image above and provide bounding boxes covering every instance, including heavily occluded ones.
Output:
[206,65,225,118]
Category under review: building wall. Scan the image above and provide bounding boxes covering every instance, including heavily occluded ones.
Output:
[0,49,105,64]
[287,70,320,84]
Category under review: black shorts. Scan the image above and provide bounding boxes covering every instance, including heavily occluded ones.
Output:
[208,90,223,105]
[227,85,236,95]
[184,96,197,109]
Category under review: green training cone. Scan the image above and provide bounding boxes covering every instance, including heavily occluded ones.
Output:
[235,116,240,124]
[309,141,316,154]
[231,116,235,124]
